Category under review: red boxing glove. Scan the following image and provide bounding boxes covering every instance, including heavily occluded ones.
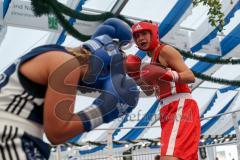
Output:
[140,64,179,85]
[124,54,142,79]
[161,69,179,82]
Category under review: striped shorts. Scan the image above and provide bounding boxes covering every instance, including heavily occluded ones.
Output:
[159,93,201,160]
[0,112,50,160]
[0,124,50,160]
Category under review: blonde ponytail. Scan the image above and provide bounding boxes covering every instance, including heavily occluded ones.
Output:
[66,46,91,62]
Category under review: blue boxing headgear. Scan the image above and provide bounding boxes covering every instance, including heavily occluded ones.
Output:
[92,18,132,44]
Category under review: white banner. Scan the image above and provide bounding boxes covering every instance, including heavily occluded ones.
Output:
[4,0,62,32]
[74,19,102,36]
[3,0,102,36]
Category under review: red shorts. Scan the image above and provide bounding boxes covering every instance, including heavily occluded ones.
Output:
[159,93,200,160]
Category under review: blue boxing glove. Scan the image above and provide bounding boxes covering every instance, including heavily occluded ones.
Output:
[92,18,132,44]
[82,18,132,84]
[101,74,139,122]
[77,81,117,131]
[77,74,139,131]
[82,35,120,83]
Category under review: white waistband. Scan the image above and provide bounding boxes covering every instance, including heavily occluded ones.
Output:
[0,111,43,139]
[158,93,192,106]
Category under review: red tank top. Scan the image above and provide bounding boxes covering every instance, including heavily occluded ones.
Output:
[150,44,191,99]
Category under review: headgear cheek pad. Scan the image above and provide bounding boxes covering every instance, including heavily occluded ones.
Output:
[92,18,132,44]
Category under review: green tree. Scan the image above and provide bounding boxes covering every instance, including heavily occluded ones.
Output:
[192,0,226,31]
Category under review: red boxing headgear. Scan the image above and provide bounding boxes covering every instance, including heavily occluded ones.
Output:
[131,21,160,51]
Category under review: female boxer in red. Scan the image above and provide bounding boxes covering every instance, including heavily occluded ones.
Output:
[125,21,201,160]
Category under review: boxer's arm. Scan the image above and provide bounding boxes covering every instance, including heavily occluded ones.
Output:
[20,51,84,145]
[41,52,86,145]
[160,45,195,84]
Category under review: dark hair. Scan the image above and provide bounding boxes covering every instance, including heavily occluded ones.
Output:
[142,20,153,23]
[155,155,160,160]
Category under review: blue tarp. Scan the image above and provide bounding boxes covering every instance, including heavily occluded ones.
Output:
[201,94,237,133]
[191,1,240,52]
[3,0,11,18]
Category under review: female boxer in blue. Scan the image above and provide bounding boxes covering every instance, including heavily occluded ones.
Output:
[0,18,139,160]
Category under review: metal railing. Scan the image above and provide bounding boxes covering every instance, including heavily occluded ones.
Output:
[50,109,240,160]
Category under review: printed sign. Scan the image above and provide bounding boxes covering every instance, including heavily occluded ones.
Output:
[3,0,102,36]
[4,0,62,32]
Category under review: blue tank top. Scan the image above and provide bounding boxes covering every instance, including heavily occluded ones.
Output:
[0,44,107,124]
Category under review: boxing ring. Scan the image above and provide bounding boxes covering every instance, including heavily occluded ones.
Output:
[1,0,240,160]
[49,108,240,160]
